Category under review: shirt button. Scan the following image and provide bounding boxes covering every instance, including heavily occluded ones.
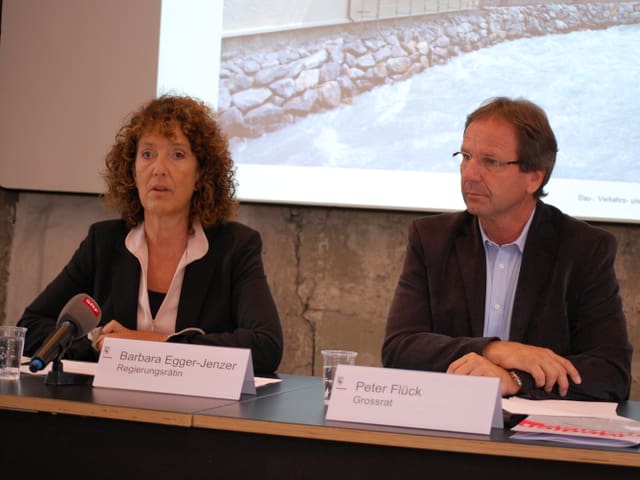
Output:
[494,303,501,311]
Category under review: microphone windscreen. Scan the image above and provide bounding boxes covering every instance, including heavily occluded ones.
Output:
[56,293,102,338]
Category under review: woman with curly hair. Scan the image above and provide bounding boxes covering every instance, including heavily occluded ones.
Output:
[18,95,283,374]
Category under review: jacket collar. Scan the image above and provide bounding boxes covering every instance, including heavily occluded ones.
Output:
[453,202,558,339]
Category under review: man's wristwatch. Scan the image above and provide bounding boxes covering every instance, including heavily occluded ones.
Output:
[509,370,523,392]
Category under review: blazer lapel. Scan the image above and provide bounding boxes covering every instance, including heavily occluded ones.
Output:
[509,205,558,341]
[176,245,217,331]
[455,215,487,337]
[110,247,140,330]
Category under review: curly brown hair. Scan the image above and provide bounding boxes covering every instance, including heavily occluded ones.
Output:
[102,95,237,228]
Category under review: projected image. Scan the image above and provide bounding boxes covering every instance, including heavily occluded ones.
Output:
[226,25,639,181]
[217,1,640,220]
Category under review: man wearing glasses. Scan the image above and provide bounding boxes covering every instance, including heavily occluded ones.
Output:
[382,97,632,401]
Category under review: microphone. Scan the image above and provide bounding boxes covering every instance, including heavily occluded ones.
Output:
[29,293,101,372]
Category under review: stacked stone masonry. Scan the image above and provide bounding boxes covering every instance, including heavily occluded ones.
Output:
[218,2,640,142]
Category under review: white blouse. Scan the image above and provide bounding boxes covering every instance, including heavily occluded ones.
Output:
[125,221,209,334]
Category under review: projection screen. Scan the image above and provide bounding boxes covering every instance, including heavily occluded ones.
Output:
[1,0,639,223]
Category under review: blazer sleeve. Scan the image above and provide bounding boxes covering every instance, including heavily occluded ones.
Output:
[515,230,632,401]
[17,223,104,362]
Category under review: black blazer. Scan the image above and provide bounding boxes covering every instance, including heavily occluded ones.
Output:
[18,219,283,374]
[382,202,632,401]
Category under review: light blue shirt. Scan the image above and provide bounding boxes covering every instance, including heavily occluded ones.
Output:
[480,210,535,340]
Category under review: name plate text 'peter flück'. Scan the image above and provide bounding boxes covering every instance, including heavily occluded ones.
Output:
[326,365,502,435]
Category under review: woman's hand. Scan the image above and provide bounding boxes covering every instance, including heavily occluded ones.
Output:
[95,320,169,350]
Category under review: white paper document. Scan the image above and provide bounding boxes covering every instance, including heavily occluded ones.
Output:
[502,397,620,419]
[21,357,97,376]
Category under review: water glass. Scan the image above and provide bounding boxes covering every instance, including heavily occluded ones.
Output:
[0,326,27,381]
[321,349,357,405]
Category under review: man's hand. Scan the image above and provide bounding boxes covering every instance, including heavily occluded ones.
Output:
[482,341,581,396]
[447,352,521,396]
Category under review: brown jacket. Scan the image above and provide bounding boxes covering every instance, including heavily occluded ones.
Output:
[382,202,632,401]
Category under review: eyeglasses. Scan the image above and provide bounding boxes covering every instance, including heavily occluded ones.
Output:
[453,151,522,172]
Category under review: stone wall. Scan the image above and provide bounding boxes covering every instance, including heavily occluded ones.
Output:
[1,3,639,399]
[218,2,640,141]
[0,189,17,325]
[1,192,639,399]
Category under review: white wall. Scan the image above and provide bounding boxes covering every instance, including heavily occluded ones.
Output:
[0,0,161,193]
[0,0,223,194]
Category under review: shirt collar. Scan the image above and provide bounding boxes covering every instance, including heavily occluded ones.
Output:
[125,220,209,264]
[479,207,536,253]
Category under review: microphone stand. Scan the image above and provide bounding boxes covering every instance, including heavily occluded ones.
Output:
[44,357,93,386]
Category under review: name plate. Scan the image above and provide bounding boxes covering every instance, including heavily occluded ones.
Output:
[93,337,255,399]
[326,365,502,435]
